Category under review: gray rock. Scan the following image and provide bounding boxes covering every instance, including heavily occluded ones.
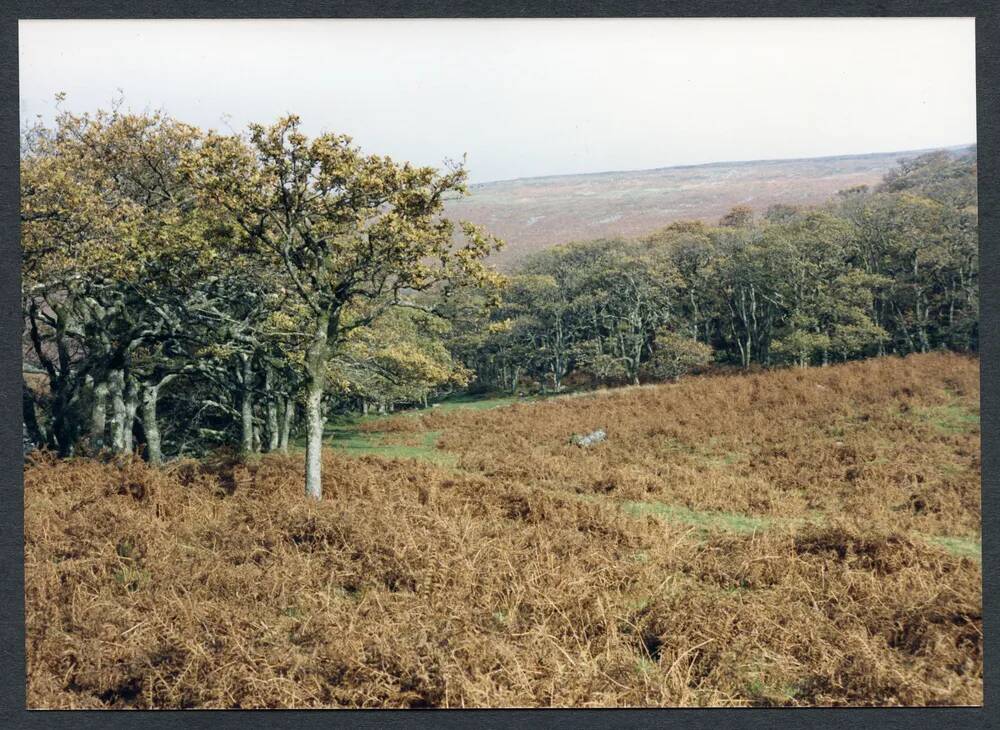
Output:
[571,429,607,447]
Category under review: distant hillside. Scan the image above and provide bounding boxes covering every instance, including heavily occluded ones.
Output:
[448,146,974,268]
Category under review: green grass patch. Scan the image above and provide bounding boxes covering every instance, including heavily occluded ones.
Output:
[327,428,457,466]
[912,403,980,434]
[303,390,551,465]
[635,657,658,675]
[430,391,539,413]
[584,494,978,564]
[620,500,771,534]
[702,451,745,468]
[938,461,968,477]
[927,535,981,560]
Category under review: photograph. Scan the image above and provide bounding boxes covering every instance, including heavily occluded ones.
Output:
[19,17,982,708]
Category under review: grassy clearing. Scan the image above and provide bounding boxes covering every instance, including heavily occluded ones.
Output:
[318,414,454,465]
[429,391,541,413]
[320,391,540,465]
[327,428,457,467]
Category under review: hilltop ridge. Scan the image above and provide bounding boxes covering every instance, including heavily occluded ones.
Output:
[447,145,975,267]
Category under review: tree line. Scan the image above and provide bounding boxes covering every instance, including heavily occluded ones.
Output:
[22,106,500,498]
[21,103,977,498]
[450,148,977,393]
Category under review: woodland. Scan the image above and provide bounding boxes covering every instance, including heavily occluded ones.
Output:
[22,107,978,499]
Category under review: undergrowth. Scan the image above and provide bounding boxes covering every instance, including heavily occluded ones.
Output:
[25,352,982,708]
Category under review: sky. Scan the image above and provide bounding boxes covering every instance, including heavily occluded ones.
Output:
[19,18,976,184]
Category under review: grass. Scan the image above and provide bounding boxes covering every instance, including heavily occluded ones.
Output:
[618,498,980,560]
[745,678,801,705]
[913,403,980,435]
[342,370,982,560]
[429,391,541,413]
[318,391,542,465]
[927,535,982,560]
[323,425,456,466]
[620,500,771,534]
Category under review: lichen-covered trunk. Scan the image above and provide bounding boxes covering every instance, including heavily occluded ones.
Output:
[240,354,254,454]
[304,381,324,499]
[279,396,294,454]
[90,380,108,450]
[141,384,162,465]
[109,369,127,453]
[265,369,279,452]
[304,312,330,499]
[122,376,139,454]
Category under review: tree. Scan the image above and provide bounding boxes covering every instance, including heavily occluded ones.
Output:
[719,205,754,228]
[333,306,471,412]
[584,247,679,384]
[651,223,719,344]
[495,275,578,392]
[571,339,630,386]
[21,105,210,456]
[639,330,713,381]
[767,212,886,367]
[715,225,785,368]
[187,116,501,498]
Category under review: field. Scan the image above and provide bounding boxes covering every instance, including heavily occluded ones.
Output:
[24,352,982,708]
[445,147,974,267]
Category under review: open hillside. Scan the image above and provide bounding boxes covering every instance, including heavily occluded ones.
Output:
[25,352,981,708]
[447,146,975,267]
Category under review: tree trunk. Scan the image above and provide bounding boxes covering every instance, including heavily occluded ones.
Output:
[122,376,139,454]
[51,386,80,457]
[304,380,324,499]
[23,382,46,450]
[304,312,330,499]
[240,354,254,454]
[48,304,82,455]
[91,380,108,450]
[266,402,279,452]
[142,383,162,465]
[109,369,127,452]
[264,368,279,452]
[279,396,293,454]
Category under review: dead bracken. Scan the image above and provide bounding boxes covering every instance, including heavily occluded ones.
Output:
[25,352,981,708]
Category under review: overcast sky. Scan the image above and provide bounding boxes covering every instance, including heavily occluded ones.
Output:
[19,18,976,183]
